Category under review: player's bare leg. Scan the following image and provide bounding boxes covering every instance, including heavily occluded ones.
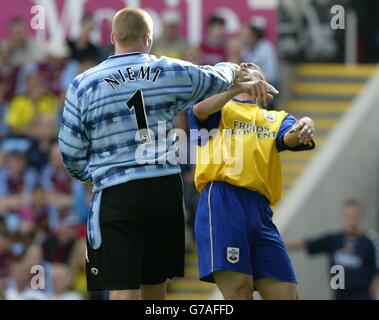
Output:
[110,290,139,300]
[213,271,254,300]
[140,282,167,300]
[255,278,298,300]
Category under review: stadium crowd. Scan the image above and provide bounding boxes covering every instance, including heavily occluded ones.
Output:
[0,11,278,300]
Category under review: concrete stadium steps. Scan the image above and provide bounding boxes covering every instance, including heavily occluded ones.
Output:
[167,251,217,300]
[281,64,376,194]
[296,64,376,78]
[292,82,364,96]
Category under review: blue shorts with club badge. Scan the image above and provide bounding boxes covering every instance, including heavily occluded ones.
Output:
[195,181,297,284]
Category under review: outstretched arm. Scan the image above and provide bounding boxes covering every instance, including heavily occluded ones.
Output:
[177,61,277,112]
[192,80,279,122]
[285,239,307,251]
[287,233,334,255]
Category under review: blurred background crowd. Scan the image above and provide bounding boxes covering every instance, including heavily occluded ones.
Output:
[0,0,378,300]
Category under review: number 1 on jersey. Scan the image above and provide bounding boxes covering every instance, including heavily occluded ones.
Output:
[126,89,151,144]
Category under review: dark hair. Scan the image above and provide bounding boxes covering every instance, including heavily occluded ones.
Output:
[343,199,362,208]
[207,15,225,27]
[249,25,265,40]
[9,16,26,27]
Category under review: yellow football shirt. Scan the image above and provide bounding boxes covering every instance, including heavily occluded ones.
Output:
[193,99,289,206]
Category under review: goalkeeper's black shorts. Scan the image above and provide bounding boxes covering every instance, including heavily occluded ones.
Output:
[86,174,185,291]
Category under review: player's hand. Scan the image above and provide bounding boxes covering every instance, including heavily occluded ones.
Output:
[289,117,315,146]
[236,63,279,107]
[234,80,279,107]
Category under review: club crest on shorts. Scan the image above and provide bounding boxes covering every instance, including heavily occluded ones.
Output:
[227,247,240,264]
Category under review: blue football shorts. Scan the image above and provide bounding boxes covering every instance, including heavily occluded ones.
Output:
[195,181,297,284]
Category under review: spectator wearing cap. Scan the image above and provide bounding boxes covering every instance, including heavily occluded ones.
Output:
[242,17,278,86]
[8,17,46,66]
[67,14,100,63]
[152,10,189,60]
[0,148,37,217]
[200,15,227,65]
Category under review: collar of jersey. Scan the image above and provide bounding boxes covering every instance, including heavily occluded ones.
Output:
[107,52,144,59]
[232,98,256,104]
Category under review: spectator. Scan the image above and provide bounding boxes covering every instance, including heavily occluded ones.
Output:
[152,10,189,59]
[0,226,16,280]
[42,214,80,264]
[34,41,79,98]
[0,39,21,102]
[242,17,278,86]
[200,15,227,65]
[41,144,75,215]
[68,239,87,299]
[0,149,37,217]
[18,185,58,234]
[6,73,57,141]
[67,14,100,63]
[0,81,9,140]
[287,200,379,300]
[4,261,47,300]
[8,17,45,66]
[50,263,82,300]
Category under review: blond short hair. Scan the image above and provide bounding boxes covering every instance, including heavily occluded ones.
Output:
[112,7,153,46]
